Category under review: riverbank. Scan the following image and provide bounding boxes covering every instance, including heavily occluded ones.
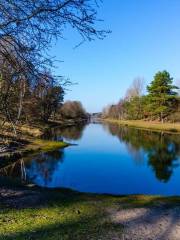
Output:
[0,139,69,171]
[104,119,180,133]
[0,118,86,157]
[0,184,180,240]
[0,119,87,139]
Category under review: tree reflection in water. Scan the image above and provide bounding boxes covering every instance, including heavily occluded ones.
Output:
[0,124,87,186]
[105,124,180,182]
[0,150,65,186]
[1,123,180,189]
[0,158,27,182]
[43,123,87,141]
[25,123,87,186]
[26,150,64,187]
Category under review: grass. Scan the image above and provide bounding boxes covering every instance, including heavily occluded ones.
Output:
[0,188,123,240]
[104,119,180,133]
[0,185,180,240]
[24,139,69,154]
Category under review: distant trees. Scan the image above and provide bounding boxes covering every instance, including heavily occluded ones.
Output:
[103,78,145,120]
[103,71,180,122]
[59,101,87,120]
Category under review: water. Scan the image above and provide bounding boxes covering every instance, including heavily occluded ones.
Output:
[1,123,180,195]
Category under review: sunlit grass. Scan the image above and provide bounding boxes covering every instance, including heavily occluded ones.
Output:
[28,139,69,152]
[104,119,180,133]
[16,139,68,156]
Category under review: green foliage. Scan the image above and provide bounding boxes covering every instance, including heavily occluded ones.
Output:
[124,96,145,120]
[147,71,179,121]
[104,70,180,122]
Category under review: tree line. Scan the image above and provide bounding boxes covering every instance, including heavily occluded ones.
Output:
[0,0,107,135]
[103,71,180,123]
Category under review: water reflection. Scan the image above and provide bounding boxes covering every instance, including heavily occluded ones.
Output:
[0,158,27,181]
[43,123,87,141]
[0,150,64,186]
[26,150,64,187]
[0,123,87,186]
[105,124,180,182]
[1,123,180,195]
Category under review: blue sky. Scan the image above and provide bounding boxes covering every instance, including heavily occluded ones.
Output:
[50,0,180,113]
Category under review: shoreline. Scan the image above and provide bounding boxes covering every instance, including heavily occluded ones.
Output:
[0,118,88,156]
[0,125,70,162]
[103,119,180,133]
[0,118,88,138]
[1,184,180,208]
[0,139,69,170]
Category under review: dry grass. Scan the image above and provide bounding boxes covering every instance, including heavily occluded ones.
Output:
[104,119,180,133]
[0,121,44,138]
[17,125,43,137]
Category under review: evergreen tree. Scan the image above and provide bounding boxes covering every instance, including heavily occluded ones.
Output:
[147,71,179,122]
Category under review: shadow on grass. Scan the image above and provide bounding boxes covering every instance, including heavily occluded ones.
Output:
[0,189,123,240]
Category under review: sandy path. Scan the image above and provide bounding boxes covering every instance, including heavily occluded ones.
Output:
[110,206,180,240]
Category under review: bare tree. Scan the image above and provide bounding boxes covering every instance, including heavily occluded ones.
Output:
[0,0,108,56]
[0,0,108,136]
[125,77,144,100]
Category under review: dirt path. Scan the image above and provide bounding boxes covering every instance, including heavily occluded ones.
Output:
[110,206,180,240]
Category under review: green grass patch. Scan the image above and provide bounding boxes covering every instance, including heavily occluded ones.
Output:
[29,139,69,152]
[19,139,69,157]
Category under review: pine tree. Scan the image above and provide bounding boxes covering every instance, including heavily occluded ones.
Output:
[147,71,179,122]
